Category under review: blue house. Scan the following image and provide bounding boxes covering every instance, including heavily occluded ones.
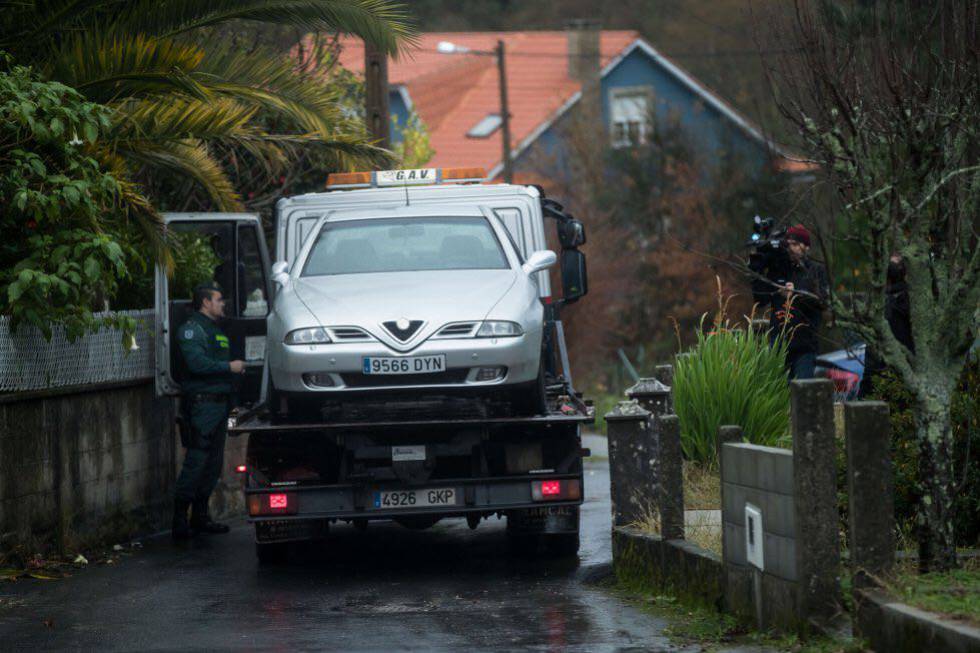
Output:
[337,27,809,181]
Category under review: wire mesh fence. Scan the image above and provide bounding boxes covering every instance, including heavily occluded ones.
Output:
[0,310,155,393]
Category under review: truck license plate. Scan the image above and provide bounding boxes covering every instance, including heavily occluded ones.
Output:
[373,488,456,509]
[363,354,446,375]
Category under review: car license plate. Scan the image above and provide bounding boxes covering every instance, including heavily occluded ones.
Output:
[373,488,457,509]
[363,354,446,375]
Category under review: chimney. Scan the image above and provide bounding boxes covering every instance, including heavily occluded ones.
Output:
[566,19,601,123]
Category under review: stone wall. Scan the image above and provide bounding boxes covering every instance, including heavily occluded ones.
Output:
[0,381,245,551]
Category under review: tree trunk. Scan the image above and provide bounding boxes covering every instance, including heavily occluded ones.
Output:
[913,391,958,573]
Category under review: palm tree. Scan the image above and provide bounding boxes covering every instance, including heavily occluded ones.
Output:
[0,1,414,254]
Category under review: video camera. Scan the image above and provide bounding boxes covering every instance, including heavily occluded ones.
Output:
[747,215,791,292]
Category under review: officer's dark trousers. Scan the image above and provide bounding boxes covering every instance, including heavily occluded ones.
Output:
[175,403,228,503]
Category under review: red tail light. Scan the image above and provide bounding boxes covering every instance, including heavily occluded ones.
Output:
[269,494,289,509]
[235,464,247,473]
[247,492,297,516]
[532,479,581,501]
[541,480,561,496]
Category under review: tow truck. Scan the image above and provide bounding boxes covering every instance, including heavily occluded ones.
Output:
[154,167,592,563]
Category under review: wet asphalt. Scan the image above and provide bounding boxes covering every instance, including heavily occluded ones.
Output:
[0,452,770,652]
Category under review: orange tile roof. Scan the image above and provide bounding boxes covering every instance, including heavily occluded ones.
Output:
[336,31,639,176]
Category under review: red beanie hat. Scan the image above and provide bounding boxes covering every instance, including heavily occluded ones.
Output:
[786,224,811,247]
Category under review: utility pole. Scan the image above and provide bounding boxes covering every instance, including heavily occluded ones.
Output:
[495,39,513,184]
[364,41,390,149]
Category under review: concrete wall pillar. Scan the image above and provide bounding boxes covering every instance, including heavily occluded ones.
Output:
[659,414,685,540]
[790,379,842,625]
[626,378,671,418]
[716,425,742,470]
[845,401,894,591]
[606,400,654,528]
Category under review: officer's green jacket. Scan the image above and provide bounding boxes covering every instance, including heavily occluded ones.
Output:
[177,311,232,395]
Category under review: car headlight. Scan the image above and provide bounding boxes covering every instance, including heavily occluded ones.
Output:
[285,327,331,345]
[476,321,523,338]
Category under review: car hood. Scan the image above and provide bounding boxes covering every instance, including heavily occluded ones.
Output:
[293,269,518,345]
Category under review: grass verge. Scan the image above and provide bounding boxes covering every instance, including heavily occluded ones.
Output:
[629,462,722,556]
[882,558,980,626]
[607,575,865,652]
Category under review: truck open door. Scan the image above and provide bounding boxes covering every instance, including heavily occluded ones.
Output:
[154,213,272,406]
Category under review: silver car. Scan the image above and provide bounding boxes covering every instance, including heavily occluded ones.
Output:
[266,205,557,418]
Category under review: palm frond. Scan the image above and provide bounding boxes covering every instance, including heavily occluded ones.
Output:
[96,149,172,268]
[122,139,243,211]
[0,0,113,53]
[111,96,257,144]
[45,31,210,104]
[195,42,352,137]
[117,0,416,55]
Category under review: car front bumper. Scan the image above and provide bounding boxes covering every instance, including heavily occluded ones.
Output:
[268,330,542,393]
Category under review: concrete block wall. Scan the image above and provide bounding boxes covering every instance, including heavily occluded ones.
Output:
[721,442,802,630]
[0,382,245,551]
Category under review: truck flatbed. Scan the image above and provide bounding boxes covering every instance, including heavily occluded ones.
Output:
[229,409,593,435]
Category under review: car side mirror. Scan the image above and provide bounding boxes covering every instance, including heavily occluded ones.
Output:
[271,260,290,287]
[561,249,588,303]
[557,219,586,249]
[523,250,557,275]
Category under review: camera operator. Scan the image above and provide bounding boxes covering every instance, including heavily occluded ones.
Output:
[750,224,829,379]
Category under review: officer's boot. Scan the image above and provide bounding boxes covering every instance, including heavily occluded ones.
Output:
[172,499,193,540]
[191,499,230,535]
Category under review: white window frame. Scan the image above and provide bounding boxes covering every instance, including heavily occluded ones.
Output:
[609,86,654,148]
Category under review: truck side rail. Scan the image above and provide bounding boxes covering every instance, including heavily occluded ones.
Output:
[229,410,593,436]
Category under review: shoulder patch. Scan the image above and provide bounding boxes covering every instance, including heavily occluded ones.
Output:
[183,329,195,339]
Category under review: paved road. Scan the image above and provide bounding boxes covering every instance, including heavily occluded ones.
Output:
[0,451,760,652]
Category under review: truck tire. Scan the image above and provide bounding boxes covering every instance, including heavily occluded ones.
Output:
[255,541,288,565]
[514,357,548,416]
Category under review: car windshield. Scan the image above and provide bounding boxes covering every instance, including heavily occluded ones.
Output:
[301,216,510,276]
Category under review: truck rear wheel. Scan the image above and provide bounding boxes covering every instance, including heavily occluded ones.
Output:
[255,541,288,565]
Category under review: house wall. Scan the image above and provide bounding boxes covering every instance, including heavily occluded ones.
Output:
[601,48,767,164]
[514,46,773,184]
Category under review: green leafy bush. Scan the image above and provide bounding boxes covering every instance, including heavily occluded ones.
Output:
[113,230,221,309]
[674,315,790,466]
[0,60,135,339]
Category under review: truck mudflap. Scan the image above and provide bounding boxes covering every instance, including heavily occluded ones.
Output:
[245,473,583,524]
[506,505,580,535]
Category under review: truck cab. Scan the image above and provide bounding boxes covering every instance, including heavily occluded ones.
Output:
[154,213,273,405]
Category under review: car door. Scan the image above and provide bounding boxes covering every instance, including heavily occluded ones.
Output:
[154,213,272,405]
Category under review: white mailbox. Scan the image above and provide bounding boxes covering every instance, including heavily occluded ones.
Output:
[745,503,764,570]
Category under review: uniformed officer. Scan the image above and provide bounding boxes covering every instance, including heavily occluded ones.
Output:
[173,283,245,540]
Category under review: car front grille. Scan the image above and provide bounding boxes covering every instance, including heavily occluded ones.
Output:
[341,369,470,388]
[329,326,373,342]
[433,322,479,338]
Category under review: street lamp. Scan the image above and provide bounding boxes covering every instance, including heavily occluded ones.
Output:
[437,40,513,184]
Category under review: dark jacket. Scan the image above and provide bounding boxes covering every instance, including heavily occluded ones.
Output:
[763,258,829,354]
[177,311,232,395]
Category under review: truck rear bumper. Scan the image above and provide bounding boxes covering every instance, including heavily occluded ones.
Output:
[245,473,582,523]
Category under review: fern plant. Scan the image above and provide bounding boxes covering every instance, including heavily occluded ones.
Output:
[0,1,415,260]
